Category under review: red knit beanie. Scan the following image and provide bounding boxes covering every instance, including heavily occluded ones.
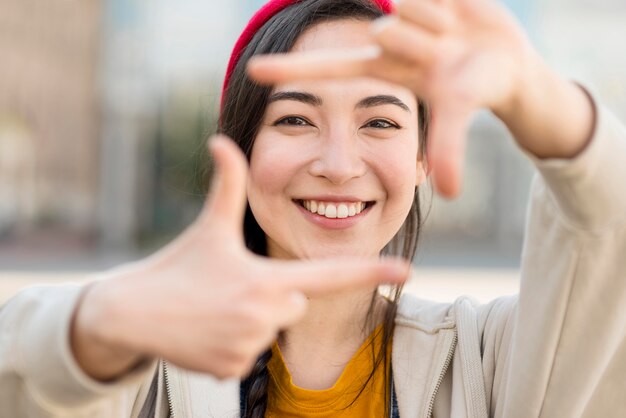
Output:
[221,0,394,106]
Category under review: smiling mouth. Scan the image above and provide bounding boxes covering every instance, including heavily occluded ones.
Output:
[294,199,375,219]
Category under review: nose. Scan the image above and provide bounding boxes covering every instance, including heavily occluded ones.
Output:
[308,131,367,185]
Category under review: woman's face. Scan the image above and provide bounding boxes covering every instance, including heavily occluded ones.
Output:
[247,19,424,260]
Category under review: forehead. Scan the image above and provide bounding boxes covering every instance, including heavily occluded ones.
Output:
[292,19,373,52]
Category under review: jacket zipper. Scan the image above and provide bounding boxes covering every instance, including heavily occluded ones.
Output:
[425,331,457,418]
[163,362,176,418]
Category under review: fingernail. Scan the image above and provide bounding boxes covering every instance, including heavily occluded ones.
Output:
[371,15,398,36]
[382,259,410,282]
[289,291,308,308]
[208,135,226,151]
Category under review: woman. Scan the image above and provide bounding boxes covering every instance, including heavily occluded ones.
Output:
[1,0,625,417]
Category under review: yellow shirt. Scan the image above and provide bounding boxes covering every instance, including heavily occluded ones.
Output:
[266,325,390,417]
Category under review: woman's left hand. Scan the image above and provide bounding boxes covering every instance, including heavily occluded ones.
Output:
[248,0,594,197]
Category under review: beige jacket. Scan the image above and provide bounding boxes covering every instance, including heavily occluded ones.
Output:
[1,100,625,418]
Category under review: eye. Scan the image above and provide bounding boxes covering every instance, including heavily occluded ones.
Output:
[274,116,311,127]
[363,119,401,129]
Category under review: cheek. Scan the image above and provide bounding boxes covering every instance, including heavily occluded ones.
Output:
[247,135,304,215]
[367,142,418,253]
[374,142,419,208]
[249,137,290,195]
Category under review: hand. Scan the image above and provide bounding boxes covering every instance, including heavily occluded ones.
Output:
[247,0,537,197]
[73,136,409,380]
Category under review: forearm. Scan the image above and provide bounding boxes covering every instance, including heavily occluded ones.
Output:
[494,53,595,160]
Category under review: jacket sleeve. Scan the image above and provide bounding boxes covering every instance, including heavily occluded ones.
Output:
[492,93,626,417]
[0,284,155,417]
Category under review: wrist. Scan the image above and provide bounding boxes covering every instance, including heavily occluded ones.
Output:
[492,45,545,126]
[493,52,595,159]
[71,269,148,380]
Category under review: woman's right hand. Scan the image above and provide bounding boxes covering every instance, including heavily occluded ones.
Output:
[70,136,408,381]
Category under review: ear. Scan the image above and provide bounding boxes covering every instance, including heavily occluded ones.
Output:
[416,158,428,187]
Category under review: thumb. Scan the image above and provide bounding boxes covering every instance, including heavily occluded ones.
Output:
[203,135,249,234]
[428,103,473,198]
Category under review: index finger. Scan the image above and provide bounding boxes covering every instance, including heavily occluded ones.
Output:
[247,46,380,85]
[270,258,410,297]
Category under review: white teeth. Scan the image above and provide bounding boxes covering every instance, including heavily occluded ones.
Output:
[301,200,368,219]
[317,202,325,216]
[337,204,348,219]
[325,204,337,218]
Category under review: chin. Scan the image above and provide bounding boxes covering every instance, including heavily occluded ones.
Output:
[266,233,387,260]
[294,244,382,261]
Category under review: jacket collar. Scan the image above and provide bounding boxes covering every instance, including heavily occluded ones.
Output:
[392,294,456,417]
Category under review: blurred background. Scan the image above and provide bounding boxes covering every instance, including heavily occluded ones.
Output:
[1,0,626,304]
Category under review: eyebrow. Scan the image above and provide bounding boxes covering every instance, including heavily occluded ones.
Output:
[267,91,322,106]
[267,91,411,113]
[356,95,411,112]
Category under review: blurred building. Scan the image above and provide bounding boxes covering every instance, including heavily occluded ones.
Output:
[0,0,244,266]
[0,0,102,240]
[538,0,626,111]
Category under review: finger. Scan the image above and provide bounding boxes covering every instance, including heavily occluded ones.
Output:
[247,46,380,84]
[359,51,431,97]
[204,135,249,233]
[396,0,456,34]
[273,291,308,328]
[427,103,473,197]
[272,258,410,297]
[371,16,439,65]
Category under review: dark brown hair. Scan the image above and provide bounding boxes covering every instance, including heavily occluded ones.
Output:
[219,1,430,416]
